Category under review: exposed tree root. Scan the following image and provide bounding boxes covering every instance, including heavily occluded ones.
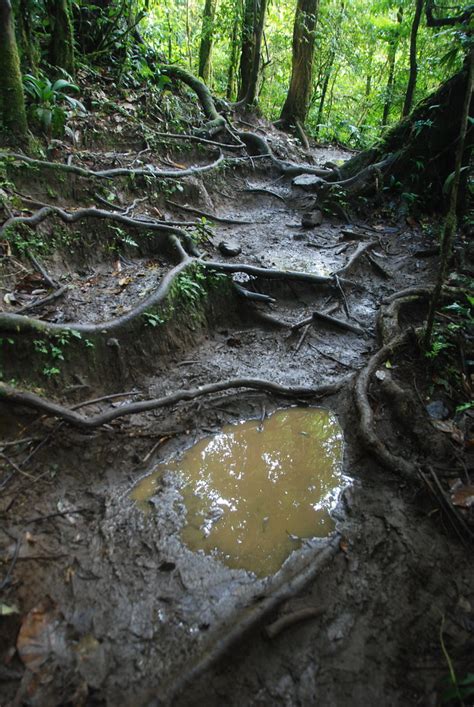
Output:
[0,377,351,430]
[335,241,376,276]
[0,204,192,242]
[0,150,224,179]
[153,131,243,150]
[156,65,334,178]
[263,606,326,640]
[147,536,340,706]
[354,330,419,480]
[0,255,192,335]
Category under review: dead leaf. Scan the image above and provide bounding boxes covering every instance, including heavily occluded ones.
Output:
[118,276,132,288]
[431,419,464,444]
[451,484,474,509]
[17,597,69,673]
[339,538,350,555]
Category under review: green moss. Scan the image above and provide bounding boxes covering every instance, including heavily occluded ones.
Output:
[0,0,28,147]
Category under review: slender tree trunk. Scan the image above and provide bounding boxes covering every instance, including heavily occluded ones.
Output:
[315,71,330,133]
[0,0,28,147]
[226,1,242,99]
[402,0,423,117]
[313,2,344,136]
[382,8,403,127]
[185,0,193,70]
[238,0,268,105]
[48,0,75,75]
[280,0,319,127]
[198,0,217,84]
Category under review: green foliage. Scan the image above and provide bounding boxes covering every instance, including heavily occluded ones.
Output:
[23,72,86,137]
[143,311,165,327]
[31,329,91,378]
[425,287,473,404]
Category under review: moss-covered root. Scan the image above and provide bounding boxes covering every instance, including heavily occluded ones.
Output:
[0,0,28,147]
[160,65,226,135]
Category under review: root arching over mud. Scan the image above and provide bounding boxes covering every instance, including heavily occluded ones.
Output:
[0,62,473,707]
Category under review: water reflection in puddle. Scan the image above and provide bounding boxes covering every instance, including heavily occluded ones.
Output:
[131,408,344,577]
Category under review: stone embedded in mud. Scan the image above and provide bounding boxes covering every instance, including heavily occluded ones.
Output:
[301,210,323,229]
[218,240,242,257]
[292,174,325,190]
[425,400,450,420]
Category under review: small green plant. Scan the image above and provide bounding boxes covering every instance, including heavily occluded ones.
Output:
[23,73,86,138]
[32,329,88,377]
[143,312,165,327]
[107,225,139,251]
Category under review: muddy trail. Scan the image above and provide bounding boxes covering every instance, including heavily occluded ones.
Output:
[0,95,473,707]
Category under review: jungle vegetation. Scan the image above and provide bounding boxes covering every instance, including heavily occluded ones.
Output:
[0,0,471,148]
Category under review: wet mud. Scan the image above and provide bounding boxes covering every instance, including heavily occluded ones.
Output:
[0,136,472,707]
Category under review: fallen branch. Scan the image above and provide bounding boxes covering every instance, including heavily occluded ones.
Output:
[242,187,286,203]
[0,256,192,336]
[263,606,326,640]
[233,283,276,304]
[0,377,351,430]
[335,241,376,276]
[312,309,365,336]
[15,284,69,314]
[0,150,224,180]
[166,199,252,225]
[148,536,340,705]
[26,251,58,289]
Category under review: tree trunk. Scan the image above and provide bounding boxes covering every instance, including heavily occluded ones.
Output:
[332,66,473,209]
[48,0,75,75]
[382,8,403,127]
[226,1,242,100]
[280,0,319,127]
[0,0,28,147]
[238,0,268,105]
[198,0,217,84]
[12,0,38,73]
[402,0,423,117]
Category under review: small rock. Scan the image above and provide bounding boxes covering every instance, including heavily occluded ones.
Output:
[426,400,450,420]
[293,231,307,241]
[218,240,241,257]
[301,209,323,228]
[292,174,325,190]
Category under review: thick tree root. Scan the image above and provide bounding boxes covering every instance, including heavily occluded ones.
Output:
[0,150,224,179]
[0,377,351,430]
[354,330,419,479]
[0,204,193,242]
[146,536,340,706]
[157,65,334,178]
[0,255,192,335]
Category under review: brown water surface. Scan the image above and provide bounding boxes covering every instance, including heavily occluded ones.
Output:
[131,408,344,576]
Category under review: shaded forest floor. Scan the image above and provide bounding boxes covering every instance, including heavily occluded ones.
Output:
[0,81,473,706]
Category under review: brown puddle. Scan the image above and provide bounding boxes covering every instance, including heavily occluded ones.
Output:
[131,408,344,577]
